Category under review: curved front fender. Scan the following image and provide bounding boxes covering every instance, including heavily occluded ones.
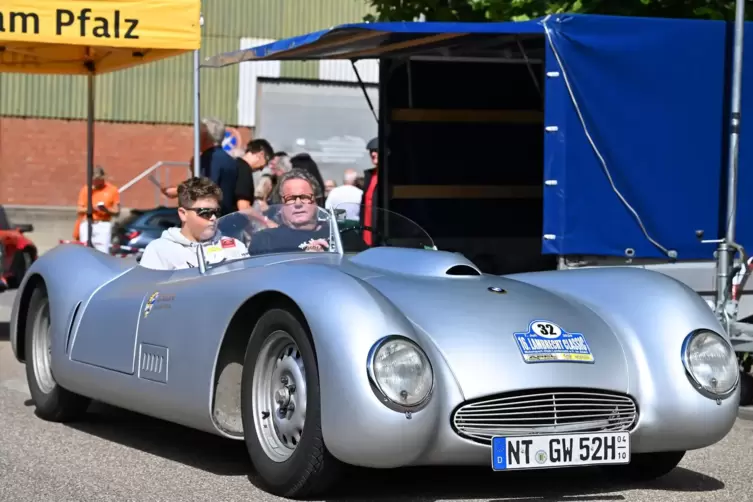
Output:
[220,262,458,467]
[511,267,739,451]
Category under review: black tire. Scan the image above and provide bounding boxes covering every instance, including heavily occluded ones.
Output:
[25,284,90,422]
[602,450,685,481]
[740,370,753,406]
[8,249,33,288]
[241,308,342,498]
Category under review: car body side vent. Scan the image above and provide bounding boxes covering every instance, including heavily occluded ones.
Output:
[446,265,482,276]
[65,301,82,354]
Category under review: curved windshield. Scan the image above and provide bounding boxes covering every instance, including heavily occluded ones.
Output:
[332,202,435,253]
[215,204,337,261]
[206,202,435,268]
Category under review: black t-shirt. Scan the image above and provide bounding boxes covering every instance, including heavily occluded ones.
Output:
[235,157,255,205]
[249,224,330,255]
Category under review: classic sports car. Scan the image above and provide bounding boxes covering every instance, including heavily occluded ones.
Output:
[9,203,740,498]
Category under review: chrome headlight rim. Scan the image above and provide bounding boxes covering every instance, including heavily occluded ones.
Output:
[681,329,739,400]
[366,335,434,413]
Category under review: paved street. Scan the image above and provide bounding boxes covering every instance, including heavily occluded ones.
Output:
[1,290,752,502]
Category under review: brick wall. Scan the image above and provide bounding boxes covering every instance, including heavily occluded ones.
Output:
[0,117,252,209]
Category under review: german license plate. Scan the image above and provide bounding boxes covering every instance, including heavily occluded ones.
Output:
[491,432,630,471]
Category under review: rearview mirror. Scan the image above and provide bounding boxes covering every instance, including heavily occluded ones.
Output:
[15,223,33,233]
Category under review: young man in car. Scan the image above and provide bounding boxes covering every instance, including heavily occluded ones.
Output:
[140,177,248,270]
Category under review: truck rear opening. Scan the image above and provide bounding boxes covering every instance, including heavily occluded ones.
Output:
[380,48,550,274]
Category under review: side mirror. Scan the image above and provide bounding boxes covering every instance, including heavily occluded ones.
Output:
[15,223,33,233]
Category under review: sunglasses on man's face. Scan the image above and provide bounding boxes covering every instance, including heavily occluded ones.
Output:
[282,193,316,205]
[184,207,222,220]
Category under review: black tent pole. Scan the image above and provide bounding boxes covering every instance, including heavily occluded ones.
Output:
[85,61,95,248]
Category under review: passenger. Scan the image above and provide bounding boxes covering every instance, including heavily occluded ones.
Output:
[249,170,330,255]
[140,177,248,270]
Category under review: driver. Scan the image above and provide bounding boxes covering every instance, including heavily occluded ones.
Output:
[140,177,248,270]
[249,170,330,254]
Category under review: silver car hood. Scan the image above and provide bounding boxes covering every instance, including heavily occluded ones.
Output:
[344,252,629,401]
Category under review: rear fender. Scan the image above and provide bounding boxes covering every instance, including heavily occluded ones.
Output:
[10,245,134,363]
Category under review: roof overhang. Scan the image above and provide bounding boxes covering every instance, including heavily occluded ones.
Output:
[202,18,547,68]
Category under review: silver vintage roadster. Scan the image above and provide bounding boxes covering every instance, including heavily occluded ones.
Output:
[9,203,740,498]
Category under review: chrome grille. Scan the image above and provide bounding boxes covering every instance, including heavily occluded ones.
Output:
[452,389,638,445]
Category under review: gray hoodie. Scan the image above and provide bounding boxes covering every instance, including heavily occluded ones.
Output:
[139,227,248,270]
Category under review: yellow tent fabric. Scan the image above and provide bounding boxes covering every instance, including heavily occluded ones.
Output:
[0,0,200,74]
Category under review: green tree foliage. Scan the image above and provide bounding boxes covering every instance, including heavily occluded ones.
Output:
[364,0,750,23]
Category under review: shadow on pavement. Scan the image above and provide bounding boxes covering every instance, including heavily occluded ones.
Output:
[0,322,8,342]
[66,402,250,476]
[63,402,724,501]
[317,464,723,501]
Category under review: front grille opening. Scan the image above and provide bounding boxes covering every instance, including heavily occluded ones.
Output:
[452,388,638,445]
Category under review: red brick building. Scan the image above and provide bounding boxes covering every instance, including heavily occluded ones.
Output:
[0,117,251,209]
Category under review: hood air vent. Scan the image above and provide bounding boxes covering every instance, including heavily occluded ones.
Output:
[446,265,482,276]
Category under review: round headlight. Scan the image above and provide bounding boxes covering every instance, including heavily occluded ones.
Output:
[682,330,739,397]
[369,337,433,409]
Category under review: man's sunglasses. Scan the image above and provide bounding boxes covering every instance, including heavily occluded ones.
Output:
[282,193,316,205]
[184,207,222,220]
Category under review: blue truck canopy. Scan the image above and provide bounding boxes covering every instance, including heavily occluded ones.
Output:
[205,14,753,261]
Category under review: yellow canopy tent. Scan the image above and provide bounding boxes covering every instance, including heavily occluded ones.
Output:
[0,0,201,246]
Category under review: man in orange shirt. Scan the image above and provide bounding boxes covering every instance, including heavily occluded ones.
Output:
[73,166,120,253]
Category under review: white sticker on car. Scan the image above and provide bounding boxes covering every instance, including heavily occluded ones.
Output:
[514,320,594,363]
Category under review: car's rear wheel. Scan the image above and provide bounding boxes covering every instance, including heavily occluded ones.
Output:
[602,450,685,481]
[241,308,341,498]
[25,284,90,422]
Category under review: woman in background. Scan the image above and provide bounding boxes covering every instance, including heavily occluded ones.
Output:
[290,153,326,205]
[253,175,274,213]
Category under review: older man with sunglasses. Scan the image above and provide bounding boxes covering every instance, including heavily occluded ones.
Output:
[249,170,330,255]
[140,177,248,270]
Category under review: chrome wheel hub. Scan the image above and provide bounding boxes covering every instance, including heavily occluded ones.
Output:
[252,331,307,462]
[31,300,55,394]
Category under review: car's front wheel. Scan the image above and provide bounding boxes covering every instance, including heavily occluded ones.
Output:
[25,284,90,422]
[241,308,341,498]
[602,450,685,481]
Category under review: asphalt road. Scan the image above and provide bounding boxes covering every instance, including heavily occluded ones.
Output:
[1,290,752,502]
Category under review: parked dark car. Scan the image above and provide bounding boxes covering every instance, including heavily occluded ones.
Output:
[111,206,180,261]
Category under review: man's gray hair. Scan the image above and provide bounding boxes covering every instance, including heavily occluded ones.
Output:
[343,168,358,184]
[201,117,225,145]
[276,154,292,174]
[276,168,322,200]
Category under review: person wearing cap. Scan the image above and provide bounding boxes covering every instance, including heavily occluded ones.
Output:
[74,165,120,253]
[360,137,380,245]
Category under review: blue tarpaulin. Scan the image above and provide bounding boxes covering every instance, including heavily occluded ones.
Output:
[205,14,753,261]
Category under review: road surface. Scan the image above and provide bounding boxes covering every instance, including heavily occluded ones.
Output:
[1,290,752,502]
